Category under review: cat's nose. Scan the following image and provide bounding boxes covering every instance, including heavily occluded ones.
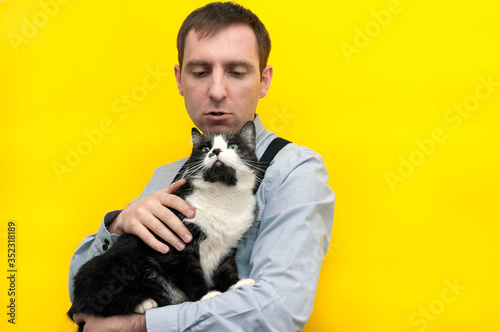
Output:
[212,148,221,156]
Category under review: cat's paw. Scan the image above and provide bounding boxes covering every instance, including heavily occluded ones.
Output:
[200,290,222,301]
[229,278,255,290]
[134,298,158,314]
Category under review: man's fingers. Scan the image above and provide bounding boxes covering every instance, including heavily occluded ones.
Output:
[151,204,192,247]
[166,178,186,194]
[117,183,194,253]
[133,221,171,254]
[159,190,195,219]
[147,206,186,250]
[124,212,172,253]
[73,313,87,324]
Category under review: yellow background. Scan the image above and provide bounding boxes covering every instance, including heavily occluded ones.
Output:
[1,0,499,331]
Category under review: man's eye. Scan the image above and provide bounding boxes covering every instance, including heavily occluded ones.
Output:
[201,146,210,153]
[230,71,245,77]
[193,72,207,77]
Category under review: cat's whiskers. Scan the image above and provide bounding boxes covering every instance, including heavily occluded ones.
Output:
[201,117,212,138]
[235,116,249,135]
[230,157,266,174]
[182,162,207,180]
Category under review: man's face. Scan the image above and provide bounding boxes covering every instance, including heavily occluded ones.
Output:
[175,24,272,135]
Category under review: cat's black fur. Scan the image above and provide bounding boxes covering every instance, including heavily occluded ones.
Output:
[68,121,258,327]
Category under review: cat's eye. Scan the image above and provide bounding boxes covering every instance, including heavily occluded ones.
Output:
[228,143,238,150]
[201,146,210,153]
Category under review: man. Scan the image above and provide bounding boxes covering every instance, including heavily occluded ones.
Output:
[69,2,335,331]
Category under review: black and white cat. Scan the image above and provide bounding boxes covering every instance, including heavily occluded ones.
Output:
[68,121,259,325]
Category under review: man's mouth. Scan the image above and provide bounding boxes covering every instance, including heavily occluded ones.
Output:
[205,112,230,121]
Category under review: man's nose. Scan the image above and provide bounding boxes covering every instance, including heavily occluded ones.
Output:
[208,72,227,101]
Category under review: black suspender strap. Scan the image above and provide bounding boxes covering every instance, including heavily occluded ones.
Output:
[171,137,291,195]
[253,137,290,194]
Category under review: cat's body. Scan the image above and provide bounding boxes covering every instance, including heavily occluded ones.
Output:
[68,122,259,323]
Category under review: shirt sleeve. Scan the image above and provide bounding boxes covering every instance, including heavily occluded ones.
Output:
[68,210,122,302]
[145,146,335,331]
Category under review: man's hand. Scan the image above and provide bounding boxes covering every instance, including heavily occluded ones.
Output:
[108,179,195,253]
[73,313,147,332]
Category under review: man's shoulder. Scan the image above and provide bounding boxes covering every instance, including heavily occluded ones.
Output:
[273,140,325,166]
[262,140,327,187]
[256,140,332,217]
[152,157,189,176]
[260,130,322,161]
[139,157,189,198]
[142,142,326,197]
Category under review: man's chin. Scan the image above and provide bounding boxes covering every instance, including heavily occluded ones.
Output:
[199,118,239,135]
[196,113,255,135]
[202,123,234,135]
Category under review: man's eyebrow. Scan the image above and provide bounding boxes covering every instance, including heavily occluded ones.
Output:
[225,61,254,69]
[184,60,255,69]
[185,60,210,68]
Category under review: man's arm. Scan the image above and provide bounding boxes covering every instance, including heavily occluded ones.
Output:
[68,172,194,302]
[69,147,334,331]
[68,209,121,302]
[72,313,147,332]
[107,178,195,254]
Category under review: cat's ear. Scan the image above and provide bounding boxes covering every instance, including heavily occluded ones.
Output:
[191,128,204,146]
[240,121,256,151]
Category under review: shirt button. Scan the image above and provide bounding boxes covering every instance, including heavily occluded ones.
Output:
[104,239,110,245]
[102,244,108,251]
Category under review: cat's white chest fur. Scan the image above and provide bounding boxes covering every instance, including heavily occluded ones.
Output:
[185,179,256,286]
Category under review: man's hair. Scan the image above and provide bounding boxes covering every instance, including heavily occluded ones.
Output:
[177,2,271,75]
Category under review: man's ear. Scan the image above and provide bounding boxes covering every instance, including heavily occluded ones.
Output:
[259,65,273,99]
[174,65,184,96]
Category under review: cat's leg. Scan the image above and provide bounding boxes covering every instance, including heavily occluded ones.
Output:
[172,253,210,302]
[200,290,222,300]
[211,250,254,293]
[229,278,255,290]
[134,298,158,314]
[200,279,256,300]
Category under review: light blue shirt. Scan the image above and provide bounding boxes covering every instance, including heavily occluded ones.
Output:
[68,115,335,331]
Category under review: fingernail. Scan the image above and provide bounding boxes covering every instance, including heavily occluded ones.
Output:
[161,246,169,254]
[183,233,192,243]
[188,209,195,218]
[176,241,185,251]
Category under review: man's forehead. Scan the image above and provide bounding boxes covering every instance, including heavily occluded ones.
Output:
[183,24,259,64]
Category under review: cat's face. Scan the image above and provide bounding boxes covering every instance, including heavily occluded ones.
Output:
[189,121,258,189]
